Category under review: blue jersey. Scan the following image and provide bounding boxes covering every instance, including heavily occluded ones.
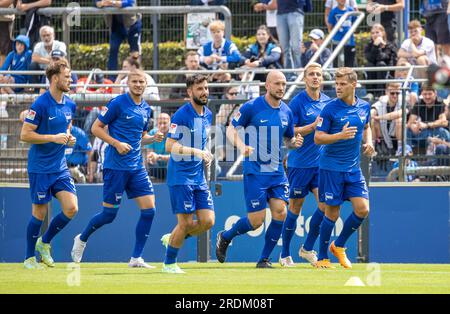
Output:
[231,95,294,175]
[167,102,212,186]
[98,93,151,171]
[328,6,356,47]
[65,126,92,166]
[287,90,330,168]
[25,91,76,173]
[316,97,371,172]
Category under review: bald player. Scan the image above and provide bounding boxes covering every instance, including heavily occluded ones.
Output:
[216,70,303,268]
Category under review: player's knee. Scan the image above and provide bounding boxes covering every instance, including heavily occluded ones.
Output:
[249,216,264,229]
[356,206,369,218]
[103,208,118,224]
[65,205,78,218]
[200,217,215,230]
[140,208,156,220]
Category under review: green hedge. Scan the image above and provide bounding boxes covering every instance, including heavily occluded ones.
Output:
[69,33,371,82]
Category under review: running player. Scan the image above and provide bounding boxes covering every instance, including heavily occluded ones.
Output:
[216,70,303,268]
[161,74,215,274]
[71,69,164,268]
[280,62,331,267]
[314,67,374,269]
[21,59,78,269]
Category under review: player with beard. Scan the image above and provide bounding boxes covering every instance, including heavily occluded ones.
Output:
[216,70,303,268]
[71,69,164,269]
[160,74,215,274]
[20,59,78,269]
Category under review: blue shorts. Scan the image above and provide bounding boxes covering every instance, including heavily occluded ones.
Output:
[103,168,154,205]
[29,169,76,204]
[318,169,369,206]
[244,173,289,212]
[287,167,319,199]
[169,182,214,214]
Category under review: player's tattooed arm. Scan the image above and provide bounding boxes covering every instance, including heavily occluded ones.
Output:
[226,125,254,157]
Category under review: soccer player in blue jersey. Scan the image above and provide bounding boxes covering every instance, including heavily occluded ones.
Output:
[314,67,374,269]
[160,74,215,274]
[71,69,164,268]
[20,59,78,269]
[280,63,330,267]
[216,70,303,268]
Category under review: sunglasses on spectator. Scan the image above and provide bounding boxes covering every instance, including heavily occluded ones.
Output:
[228,92,239,96]
[389,91,400,95]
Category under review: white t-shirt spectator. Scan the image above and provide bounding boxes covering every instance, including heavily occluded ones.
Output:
[325,0,358,9]
[120,73,160,100]
[400,37,437,64]
[33,40,67,69]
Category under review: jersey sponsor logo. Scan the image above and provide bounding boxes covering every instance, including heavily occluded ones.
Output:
[37,192,46,200]
[233,111,241,122]
[100,107,109,116]
[317,117,323,127]
[251,199,260,208]
[169,123,178,134]
[325,192,333,200]
[26,110,36,121]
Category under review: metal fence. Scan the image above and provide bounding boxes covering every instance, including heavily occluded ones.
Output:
[10,0,423,45]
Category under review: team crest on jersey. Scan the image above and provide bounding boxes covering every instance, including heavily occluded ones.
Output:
[100,107,109,116]
[26,110,36,121]
[169,123,177,134]
[64,111,72,121]
[233,111,241,122]
[184,201,193,210]
[251,199,260,208]
[281,119,288,127]
[358,113,367,123]
[317,117,323,127]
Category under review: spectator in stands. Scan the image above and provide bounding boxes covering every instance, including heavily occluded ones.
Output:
[29,25,66,88]
[364,24,397,98]
[324,0,358,32]
[398,20,437,74]
[275,0,312,79]
[254,1,278,40]
[328,0,357,68]
[209,71,232,99]
[197,20,241,70]
[170,51,206,100]
[428,99,450,166]
[0,0,14,67]
[421,0,450,59]
[114,57,159,100]
[240,25,282,82]
[216,84,241,128]
[394,61,419,106]
[88,136,108,183]
[301,28,332,67]
[95,0,142,77]
[190,0,226,5]
[145,113,170,181]
[366,0,405,44]
[65,126,92,184]
[392,144,420,182]
[371,82,404,155]
[407,85,450,150]
[16,0,52,49]
[0,35,32,94]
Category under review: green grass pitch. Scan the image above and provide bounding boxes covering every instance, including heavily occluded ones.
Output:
[1,263,449,294]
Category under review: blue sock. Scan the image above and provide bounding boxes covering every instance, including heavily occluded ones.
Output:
[259,219,284,262]
[281,210,298,258]
[222,216,253,241]
[303,208,324,251]
[318,216,335,261]
[80,207,118,242]
[335,212,364,248]
[132,208,155,258]
[26,216,43,259]
[42,212,71,244]
[164,245,179,265]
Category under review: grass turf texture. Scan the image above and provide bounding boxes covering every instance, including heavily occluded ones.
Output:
[1,263,449,294]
